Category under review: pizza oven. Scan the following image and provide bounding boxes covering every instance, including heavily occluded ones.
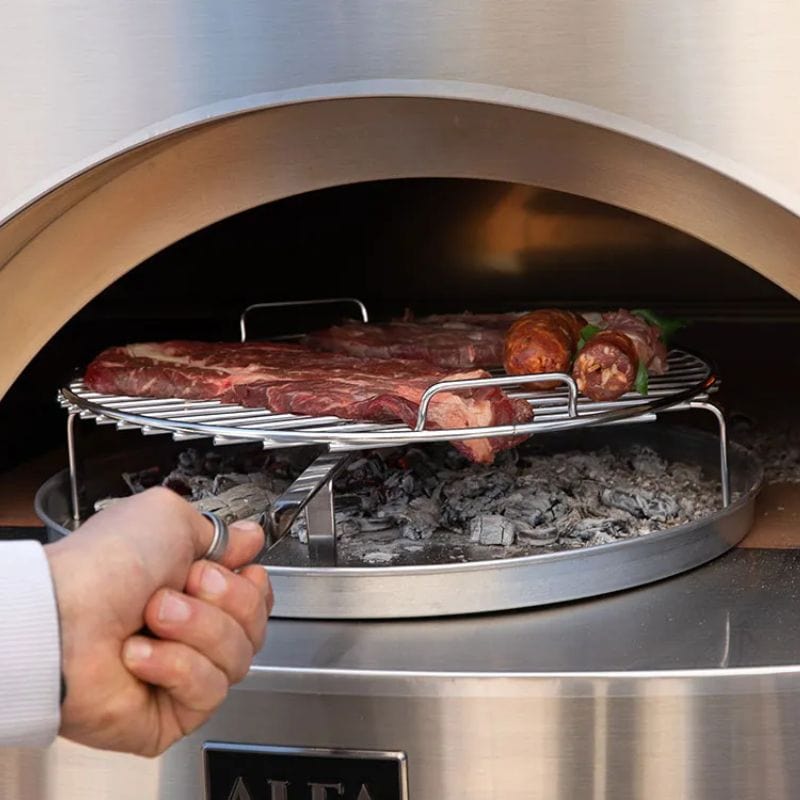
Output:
[2,3,800,800]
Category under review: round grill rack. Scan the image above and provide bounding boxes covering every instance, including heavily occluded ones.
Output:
[57,299,731,573]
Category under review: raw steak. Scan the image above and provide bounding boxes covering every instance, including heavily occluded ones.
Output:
[305,311,528,369]
[305,320,507,369]
[84,341,533,463]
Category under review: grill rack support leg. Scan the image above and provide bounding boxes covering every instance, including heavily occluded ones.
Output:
[66,412,82,526]
[686,400,731,507]
[664,400,730,507]
[304,479,336,566]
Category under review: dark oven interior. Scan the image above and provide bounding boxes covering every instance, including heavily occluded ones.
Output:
[2,177,799,529]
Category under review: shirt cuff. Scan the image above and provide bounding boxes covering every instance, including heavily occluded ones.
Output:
[0,540,61,747]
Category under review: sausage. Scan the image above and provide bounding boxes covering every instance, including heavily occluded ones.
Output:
[572,330,639,401]
[503,309,588,389]
[600,310,668,375]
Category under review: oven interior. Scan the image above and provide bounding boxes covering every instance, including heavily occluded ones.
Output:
[2,177,799,615]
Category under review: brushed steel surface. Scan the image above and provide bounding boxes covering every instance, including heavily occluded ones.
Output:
[3,3,800,399]
[3,97,800,399]
[36,426,761,619]
[2,1,800,216]
[4,550,800,799]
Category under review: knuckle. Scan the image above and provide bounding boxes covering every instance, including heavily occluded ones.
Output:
[170,649,194,683]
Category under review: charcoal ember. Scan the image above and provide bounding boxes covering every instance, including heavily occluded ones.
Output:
[211,472,270,494]
[202,451,223,476]
[504,486,571,524]
[384,470,419,500]
[167,474,214,500]
[469,514,516,546]
[359,517,396,532]
[336,515,361,537]
[397,497,441,540]
[444,471,514,502]
[341,457,388,490]
[630,446,667,476]
[668,463,704,484]
[291,515,308,543]
[192,483,270,523]
[162,474,194,497]
[601,487,680,522]
[568,517,628,541]
[588,530,618,546]
[515,524,559,545]
[177,449,203,475]
[398,447,442,489]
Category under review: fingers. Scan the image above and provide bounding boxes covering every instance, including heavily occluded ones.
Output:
[184,561,272,651]
[143,589,256,682]
[122,635,228,717]
[213,519,266,571]
[129,488,265,570]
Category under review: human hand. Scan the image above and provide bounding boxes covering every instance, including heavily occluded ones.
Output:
[44,486,272,756]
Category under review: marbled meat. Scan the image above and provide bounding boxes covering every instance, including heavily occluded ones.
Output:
[84,340,533,463]
[306,319,508,369]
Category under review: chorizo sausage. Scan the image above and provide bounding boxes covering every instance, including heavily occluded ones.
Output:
[503,309,587,389]
[572,330,639,401]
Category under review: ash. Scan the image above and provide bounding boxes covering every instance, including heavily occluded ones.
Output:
[104,441,724,566]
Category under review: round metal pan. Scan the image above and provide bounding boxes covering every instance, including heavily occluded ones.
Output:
[37,425,762,620]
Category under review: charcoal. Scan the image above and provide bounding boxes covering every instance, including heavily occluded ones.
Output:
[630,446,667,476]
[469,515,516,546]
[162,474,194,497]
[515,524,559,545]
[397,497,441,541]
[105,433,730,564]
[569,517,628,541]
[177,449,203,474]
[212,472,266,494]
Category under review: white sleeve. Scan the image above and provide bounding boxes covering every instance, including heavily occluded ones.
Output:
[0,540,61,747]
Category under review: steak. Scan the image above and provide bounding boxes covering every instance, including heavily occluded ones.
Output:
[305,312,527,369]
[84,341,533,463]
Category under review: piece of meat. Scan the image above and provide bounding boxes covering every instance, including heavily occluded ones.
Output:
[571,310,669,401]
[403,310,526,330]
[503,309,588,389]
[85,341,533,463]
[571,330,639,401]
[305,320,505,369]
[600,310,668,374]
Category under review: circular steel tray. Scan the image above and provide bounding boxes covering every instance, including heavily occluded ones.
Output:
[36,425,762,619]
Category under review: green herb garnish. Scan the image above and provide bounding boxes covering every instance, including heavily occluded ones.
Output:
[576,324,600,352]
[632,308,688,344]
[634,359,649,395]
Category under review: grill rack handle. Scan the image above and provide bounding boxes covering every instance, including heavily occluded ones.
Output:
[259,451,352,565]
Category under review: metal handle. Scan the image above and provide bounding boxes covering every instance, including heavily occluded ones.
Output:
[240,297,369,342]
[259,452,351,564]
[415,372,579,431]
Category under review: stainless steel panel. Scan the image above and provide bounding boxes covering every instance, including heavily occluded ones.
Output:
[4,549,800,799]
[2,1,800,215]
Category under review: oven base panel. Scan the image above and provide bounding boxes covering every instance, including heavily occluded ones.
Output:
[3,669,800,800]
[4,547,800,799]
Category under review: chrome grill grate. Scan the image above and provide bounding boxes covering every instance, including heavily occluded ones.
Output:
[60,350,716,451]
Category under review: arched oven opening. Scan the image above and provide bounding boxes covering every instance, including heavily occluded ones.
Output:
[0,98,799,617]
[2,166,797,617]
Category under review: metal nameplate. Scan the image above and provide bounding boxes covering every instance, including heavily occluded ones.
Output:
[204,742,409,800]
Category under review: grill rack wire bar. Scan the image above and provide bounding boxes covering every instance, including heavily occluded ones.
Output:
[61,298,729,547]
